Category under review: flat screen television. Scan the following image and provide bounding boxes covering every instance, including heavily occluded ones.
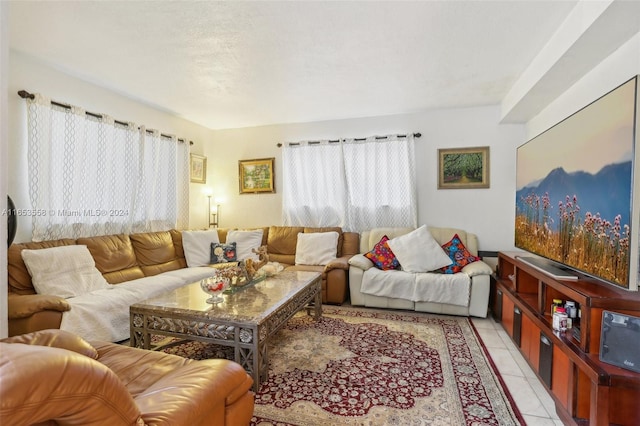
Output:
[515,76,639,290]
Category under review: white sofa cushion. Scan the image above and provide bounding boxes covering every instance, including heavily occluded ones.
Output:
[182,230,220,267]
[59,273,186,342]
[295,231,339,266]
[361,227,414,252]
[360,267,471,306]
[226,229,263,261]
[387,225,452,272]
[21,245,111,298]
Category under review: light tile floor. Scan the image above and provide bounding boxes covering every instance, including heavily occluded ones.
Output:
[471,316,565,426]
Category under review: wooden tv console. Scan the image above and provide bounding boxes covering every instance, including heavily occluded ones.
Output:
[491,252,640,426]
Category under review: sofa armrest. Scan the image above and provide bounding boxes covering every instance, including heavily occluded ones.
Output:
[135,359,254,425]
[348,254,374,271]
[8,294,70,319]
[1,329,99,359]
[324,255,351,272]
[463,260,493,277]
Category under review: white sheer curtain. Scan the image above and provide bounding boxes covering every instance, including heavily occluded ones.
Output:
[282,134,417,232]
[26,94,189,241]
[343,135,417,231]
[282,141,346,227]
[175,138,190,230]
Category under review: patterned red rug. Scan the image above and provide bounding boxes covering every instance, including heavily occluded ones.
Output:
[159,306,523,425]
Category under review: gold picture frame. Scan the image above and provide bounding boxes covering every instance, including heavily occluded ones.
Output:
[190,154,207,184]
[438,146,490,189]
[239,157,275,194]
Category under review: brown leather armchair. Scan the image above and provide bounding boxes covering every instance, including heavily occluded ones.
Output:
[0,329,254,425]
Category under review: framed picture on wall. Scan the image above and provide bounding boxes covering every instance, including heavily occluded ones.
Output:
[190,154,207,184]
[239,157,275,194]
[438,146,490,189]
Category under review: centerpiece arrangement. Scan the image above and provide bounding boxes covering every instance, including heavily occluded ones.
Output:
[201,245,282,299]
[218,264,252,288]
[217,260,267,295]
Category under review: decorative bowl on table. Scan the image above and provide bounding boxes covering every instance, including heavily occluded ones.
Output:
[200,275,230,304]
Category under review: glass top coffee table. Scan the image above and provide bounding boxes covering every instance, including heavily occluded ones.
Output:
[129,269,322,391]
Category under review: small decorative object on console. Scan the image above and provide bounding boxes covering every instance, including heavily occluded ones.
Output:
[553,307,568,331]
[200,274,230,303]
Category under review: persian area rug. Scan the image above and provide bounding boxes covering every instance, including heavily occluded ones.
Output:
[159,306,523,426]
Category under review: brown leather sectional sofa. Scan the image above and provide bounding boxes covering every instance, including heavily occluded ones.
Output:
[1,329,254,425]
[7,226,359,337]
[217,226,360,304]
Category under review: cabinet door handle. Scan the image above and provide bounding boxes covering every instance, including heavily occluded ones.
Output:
[540,336,551,346]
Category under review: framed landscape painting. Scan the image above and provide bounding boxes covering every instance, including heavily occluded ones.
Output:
[239,157,275,194]
[438,146,490,189]
[190,154,207,184]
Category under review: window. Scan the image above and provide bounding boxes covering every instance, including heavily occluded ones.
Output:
[25,94,189,241]
[282,134,417,232]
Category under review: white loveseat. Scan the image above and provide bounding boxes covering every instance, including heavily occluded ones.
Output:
[348,227,493,317]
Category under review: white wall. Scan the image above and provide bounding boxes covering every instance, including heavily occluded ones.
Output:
[527,33,640,139]
[7,51,214,243]
[205,106,523,252]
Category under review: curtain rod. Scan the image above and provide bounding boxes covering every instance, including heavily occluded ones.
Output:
[276,132,421,148]
[18,90,193,145]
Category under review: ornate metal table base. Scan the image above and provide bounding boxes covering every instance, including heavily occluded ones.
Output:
[130,270,322,391]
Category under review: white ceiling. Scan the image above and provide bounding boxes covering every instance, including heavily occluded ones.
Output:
[7,1,635,130]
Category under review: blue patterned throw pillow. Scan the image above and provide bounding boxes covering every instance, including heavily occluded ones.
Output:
[210,242,237,264]
[440,234,480,274]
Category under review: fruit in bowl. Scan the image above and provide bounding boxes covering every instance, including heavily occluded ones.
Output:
[200,275,230,303]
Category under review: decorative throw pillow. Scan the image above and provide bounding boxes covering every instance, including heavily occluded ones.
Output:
[226,229,264,261]
[386,225,452,273]
[210,242,237,264]
[21,245,111,298]
[440,234,481,274]
[294,231,339,266]
[364,235,400,270]
[182,230,220,267]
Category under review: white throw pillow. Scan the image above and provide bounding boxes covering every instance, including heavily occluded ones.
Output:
[226,229,264,261]
[21,245,111,298]
[295,231,339,266]
[387,225,452,273]
[182,230,220,267]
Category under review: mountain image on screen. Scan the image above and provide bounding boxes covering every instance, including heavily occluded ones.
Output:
[516,161,632,233]
[515,160,632,287]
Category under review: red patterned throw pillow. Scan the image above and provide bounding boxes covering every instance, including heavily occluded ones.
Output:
[364,235,400,270]
[440,234,480,274]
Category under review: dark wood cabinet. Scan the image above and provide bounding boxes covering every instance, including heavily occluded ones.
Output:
[493,252,640,426]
